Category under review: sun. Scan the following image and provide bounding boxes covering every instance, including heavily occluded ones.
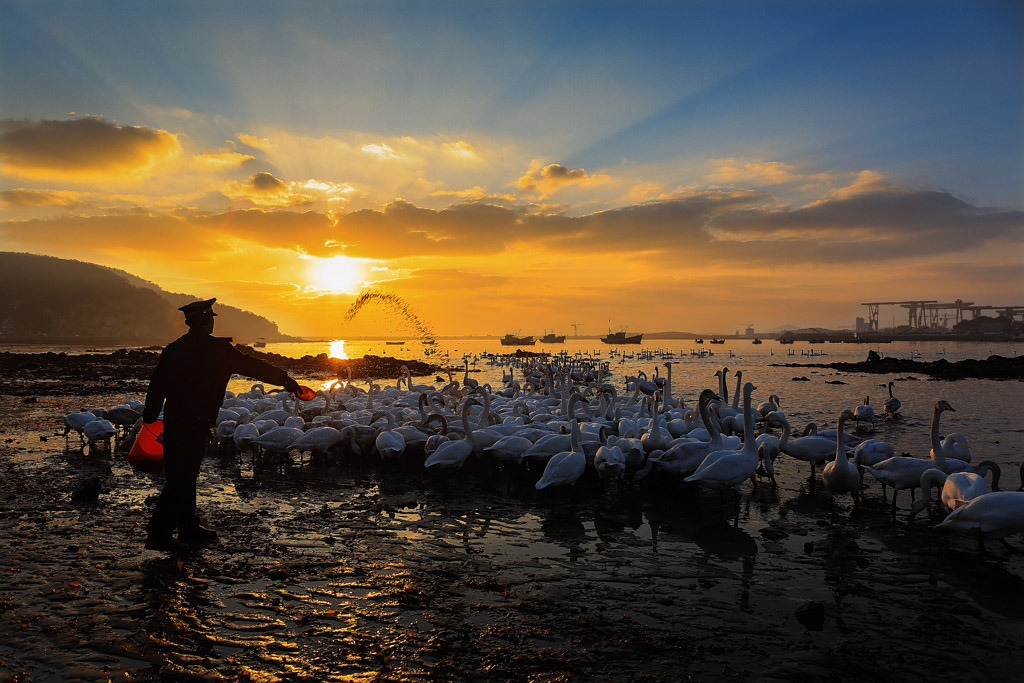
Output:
[311,256,363,292]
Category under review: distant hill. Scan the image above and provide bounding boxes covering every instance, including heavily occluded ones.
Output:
[0,252,298,344]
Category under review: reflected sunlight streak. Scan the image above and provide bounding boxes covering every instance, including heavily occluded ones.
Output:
[328,340,348,359]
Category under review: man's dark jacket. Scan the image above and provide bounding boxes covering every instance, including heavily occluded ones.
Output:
[143,330,292,426]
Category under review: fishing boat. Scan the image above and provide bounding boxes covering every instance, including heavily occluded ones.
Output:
[601,329,643,344]
[752,338,763,344]
[539,330,566,344]
[709,338,725,344]
[253,338,266,348]
[500,333,536,346]
[385,341,405,345]
[694,338,704,344]
[422,339,436,345]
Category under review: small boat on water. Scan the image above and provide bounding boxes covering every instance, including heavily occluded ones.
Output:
[752,338,762,344]
[385,341,405,345]
[709,338,725,344]
[253,338,267,348]
[422,339,436,345]
[694,338,704,344]
[500,333,536,346]
[539,331,566,344]
[601,330,643,344]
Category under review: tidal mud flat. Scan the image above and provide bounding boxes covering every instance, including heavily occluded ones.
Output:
[1,357,1024,681]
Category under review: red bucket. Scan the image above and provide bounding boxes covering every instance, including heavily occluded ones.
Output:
[128,420,164,474]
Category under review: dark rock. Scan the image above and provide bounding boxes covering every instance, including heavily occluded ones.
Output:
[795,601,826,631]
[71,477,103,503]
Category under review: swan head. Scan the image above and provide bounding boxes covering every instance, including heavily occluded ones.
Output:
[936,399,956,413]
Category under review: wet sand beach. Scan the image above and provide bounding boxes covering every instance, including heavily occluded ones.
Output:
[1,353,1023,682]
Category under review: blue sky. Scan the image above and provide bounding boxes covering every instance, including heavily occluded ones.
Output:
[1,1,1021,335]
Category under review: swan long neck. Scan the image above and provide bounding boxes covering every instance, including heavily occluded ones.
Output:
[731,371,742,411]
[835,412,851,463]
[476,387,492,429]
[778,414,791,447]
[461,398,476,446]
[697,390,721,445]
[930,404,947,467]
[663,363,673,410]
[742,382,756,451]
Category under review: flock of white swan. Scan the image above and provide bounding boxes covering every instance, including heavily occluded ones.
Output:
[64,359,1024,548]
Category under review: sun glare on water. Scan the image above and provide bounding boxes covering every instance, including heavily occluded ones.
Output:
[328,340,348,359]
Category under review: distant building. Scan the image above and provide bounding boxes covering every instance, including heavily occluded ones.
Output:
[855,317,870,332]
[744,325,754,336]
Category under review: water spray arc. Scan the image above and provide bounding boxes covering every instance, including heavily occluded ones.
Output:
[343,289,438,343]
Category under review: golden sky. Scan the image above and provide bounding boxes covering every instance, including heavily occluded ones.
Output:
[2,2,1022,337]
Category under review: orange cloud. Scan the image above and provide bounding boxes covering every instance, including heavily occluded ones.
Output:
[516,161,611,197]
[707,158,832,186]
[0,116,181,181]
[430,186,516,202]
[0,188,84,207]
[220,172,355,209]
[194,150,255,168]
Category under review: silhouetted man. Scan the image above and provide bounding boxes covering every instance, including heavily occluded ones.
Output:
[142,298,301,552]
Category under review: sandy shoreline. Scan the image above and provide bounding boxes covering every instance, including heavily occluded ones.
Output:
[2,376,1024,681]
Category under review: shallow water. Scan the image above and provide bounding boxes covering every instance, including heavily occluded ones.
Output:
[1,339,1023,681]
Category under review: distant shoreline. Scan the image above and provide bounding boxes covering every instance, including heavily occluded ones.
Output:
[773,353,1024,380]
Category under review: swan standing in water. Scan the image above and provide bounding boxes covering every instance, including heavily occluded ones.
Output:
[909,464,1002,520]
[883,381,901,418]
[684,382,771,495]
[822,409,860,504]
[934,491,1024,548]
[424,398,478,469]
[535,404,587,492]
[854,396,875,424]
[645,390,724,478]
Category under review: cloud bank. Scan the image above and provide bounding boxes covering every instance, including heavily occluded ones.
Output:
[0,116,181,181]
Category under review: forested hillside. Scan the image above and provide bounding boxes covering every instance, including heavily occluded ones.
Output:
[0,252,296,344]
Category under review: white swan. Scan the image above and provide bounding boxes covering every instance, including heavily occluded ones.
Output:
[371,411,406,462]
[883,381,901,418]
[648,390,723,477]
[594,439,626,482]
[854,396,875,423]
[909,464,1002,520]
[934,491,1024,541]
[252,426,303,460]
[756,393,780,419]
[424,398,478,469]
[535,406,587,491]
[63,410,98,444]
[684,382,767,491]
[290,426,344,462]
[82,418,117,451]
[927,400,972,474]
[939,433,972,464]
[779,419,836,477]
[822,409,860,503]
[713,368,738,419]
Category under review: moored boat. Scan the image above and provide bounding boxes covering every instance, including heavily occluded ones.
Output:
[500,333,536,346]
[601,330,643,344]
[539,331,566,344]
[709,338,725,344]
